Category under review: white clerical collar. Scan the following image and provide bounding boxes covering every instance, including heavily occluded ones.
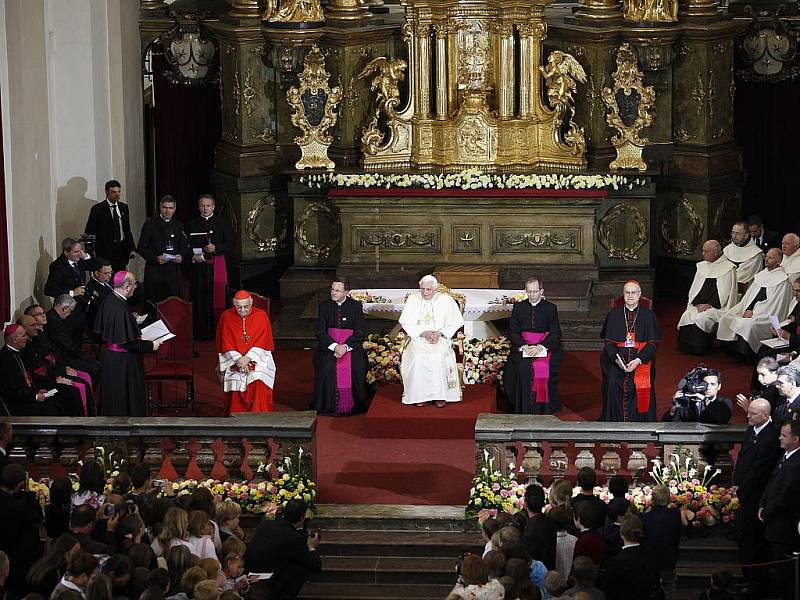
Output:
[753,419,771,436]
[204,214,214,220]
[113,290,127,301]
[625,304,638,311]
[6,345,20,353]
[68,260,76,267]
[160,217,171,223]
[528,299,542,307]
[336,299,345,306]
[785,447,799,461]
[622,543,641,549]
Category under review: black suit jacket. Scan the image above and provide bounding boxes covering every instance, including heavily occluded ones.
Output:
[45,308,83,360]
[754,229,780,254]
[0,490,45,594]
[773,393,800,425]
[603,545,654,600]
[522,513,557,570]
[508,299,562,352]
[85,200,135,262]
[244,518,322,599]
[732,421,781,506]
[661,395,732,424]
[641,505,682,570]
[43,255,93,300]
[759,449,800,546]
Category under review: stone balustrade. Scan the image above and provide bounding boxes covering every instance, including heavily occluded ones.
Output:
[6,412,316,483]
[475,414,747,485]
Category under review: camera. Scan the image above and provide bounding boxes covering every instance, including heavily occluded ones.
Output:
[674,366,710,406]
[79,233,96,254]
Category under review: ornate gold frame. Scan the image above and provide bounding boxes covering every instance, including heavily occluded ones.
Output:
[287,45,342,170]
[245,195,289,253]
[294,200,341,259]
[598,202,648,260]
[602,44,655,171]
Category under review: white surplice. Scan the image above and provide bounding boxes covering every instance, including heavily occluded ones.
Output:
[723,239,763,286]
[716,266,793,351]
[781,251,800,283]
[399,291,464,404]
[677,254,738,333]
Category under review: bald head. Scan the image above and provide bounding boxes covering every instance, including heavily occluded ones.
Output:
[765,248,783,270]
[747,398,772,427]
[702,240,722,262]
[781,233,800,257]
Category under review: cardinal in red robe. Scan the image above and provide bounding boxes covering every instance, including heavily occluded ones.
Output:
[216,290,275,414]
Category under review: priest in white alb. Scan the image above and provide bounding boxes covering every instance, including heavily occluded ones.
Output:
[399,275,464,407]
[780,233,800,282]
[723,221,763,294]
[677,240,738,355]
[716,248,793,360]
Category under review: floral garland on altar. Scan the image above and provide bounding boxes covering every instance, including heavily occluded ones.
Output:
[467,447,738,529]
[362,332,511,385]
[301,169,646,192]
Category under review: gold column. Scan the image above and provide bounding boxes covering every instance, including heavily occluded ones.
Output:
[518,23,534,118]
[416,23,432,118]
[529,18,547,115]
[573,0,623,21]
[228,0,263,19]
[434,23,448,119]
[446,24,459,116]
[325,0,372,23]
[497,22,515,118]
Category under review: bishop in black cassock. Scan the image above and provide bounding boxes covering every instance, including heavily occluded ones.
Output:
[137,197,187,307]
[311,284,367,416]
[600,282,661,422]
[503,290,563,414]
[94,274,156,416]
[186,200,233,340]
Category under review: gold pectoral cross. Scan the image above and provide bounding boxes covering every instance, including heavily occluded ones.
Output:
[241,317,250,342]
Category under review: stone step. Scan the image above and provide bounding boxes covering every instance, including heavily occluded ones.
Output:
[317,529,484,557]
[309,504,476,532]
[311,555,459,585]
[299,582,455,599]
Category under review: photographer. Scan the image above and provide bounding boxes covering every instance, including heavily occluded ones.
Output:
[662,367,732,424]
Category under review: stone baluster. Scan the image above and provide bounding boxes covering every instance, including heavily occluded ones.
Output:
[627,443,651,485]
[599,443,623,476]
[574,443,596,472]
[548,441,570,483]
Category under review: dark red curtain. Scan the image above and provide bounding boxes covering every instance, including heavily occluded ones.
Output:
[151,45,222,225]
[735,79,800,234]
[0,90,10,322]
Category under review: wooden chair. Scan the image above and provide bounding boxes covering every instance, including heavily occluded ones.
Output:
[145,296,194,415]
[251,293,271,318]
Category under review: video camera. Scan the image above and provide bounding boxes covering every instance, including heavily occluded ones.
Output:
[674,366,710,407]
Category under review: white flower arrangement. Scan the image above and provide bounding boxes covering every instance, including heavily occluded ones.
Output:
[301,168,646,192]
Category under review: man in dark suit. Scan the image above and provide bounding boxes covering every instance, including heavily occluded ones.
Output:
[44,237,96,338]
[0,464,45,595]
[641,485,681,600]
[503,276,564,414]
[84,179,136,272]
[311,279,367,416]
[45,295,101,382]
[733,398,781,596]
[748,214,780,255]
[244,499,321,599]
[603,515,654,600]
[774,364,800,424]
[759,419,800,600]
[662,368,732,424]
[522,483,557,570]
[85,259,114,324]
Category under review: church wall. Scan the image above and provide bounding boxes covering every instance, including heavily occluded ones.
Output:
[0,0,145,316]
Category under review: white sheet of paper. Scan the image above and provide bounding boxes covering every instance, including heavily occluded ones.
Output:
[140,319,176,343]
[523,347,547,358]
[247,573,273,580]
[44,388,58,398]
[136,314,148,325]
[162,253,180,262]
[761,337,789,350]
[769,314,782,332]
[192,248,204,255]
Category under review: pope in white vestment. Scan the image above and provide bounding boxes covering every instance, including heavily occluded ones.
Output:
[717,249,793,353]
[677,242,738,335]
[399,276,464,405]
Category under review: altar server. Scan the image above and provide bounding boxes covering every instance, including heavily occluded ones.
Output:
[216,290,276,414]
[676,240,738,355]
[399,275,464,407]
[717,248,792,359]
[311,278,367,416]
[503,276,563,414]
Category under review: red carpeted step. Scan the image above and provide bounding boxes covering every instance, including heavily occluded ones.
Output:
[363,384,498,439]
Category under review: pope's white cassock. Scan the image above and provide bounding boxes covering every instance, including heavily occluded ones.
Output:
[677,254,738,333]
[716,265,793,352]
[723,239,763,288]
[781,251,800,283]
[399,291,464,404]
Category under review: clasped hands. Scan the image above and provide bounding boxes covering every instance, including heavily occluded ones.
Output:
[421,330,442,344]
[157,254,182,264]
[233,355,253,372]
[622,358,642,372]
[522,344,544,357]
[333,344,348,359]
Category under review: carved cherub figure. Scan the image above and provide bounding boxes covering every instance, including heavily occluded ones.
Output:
[356,56,408,119]
[540,51,587,116]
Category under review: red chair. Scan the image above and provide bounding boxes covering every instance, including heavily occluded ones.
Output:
[145,296,194,415]
[611,295,653,310]
[251,293,271,318]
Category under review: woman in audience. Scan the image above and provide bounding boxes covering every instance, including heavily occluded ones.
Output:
[152,508,193,558]
[214,500,244,545]
[51,551,100,599]
[187,511,218,560]
[129,543,157,571]
[186,489,221,551]
[450,555,505,600]
[548,479,574,509]
[26,533,80,598]
[85,574,113,600]
[166,546,196,596]
[72,459,106,510]
[549,507,577,578]
[45,478,74,539]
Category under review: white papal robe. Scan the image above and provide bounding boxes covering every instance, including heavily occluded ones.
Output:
[677,254,738,333]
[716,266,793,352]
[781,252,800,283]
[723,240,763,288]
[399,291,464,404]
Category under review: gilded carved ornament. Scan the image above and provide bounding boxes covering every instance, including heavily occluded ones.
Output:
[598,203,648,260]
[294,200,341,259]
[602,44,655,171]
[659,198,704,256]
[263,0,324,23]
[287,45,342,170]
[540,51,588,157]
[245,196,289,253]
[623,0,677,22]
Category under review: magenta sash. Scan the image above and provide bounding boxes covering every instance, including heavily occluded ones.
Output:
[328,327,354,415]
[521,331,550,404]
[108,343,129,353]
[212,255,228,321]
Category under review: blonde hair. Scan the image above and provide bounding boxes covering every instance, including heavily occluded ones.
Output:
[221,537,246,559]
[549,479,574,507]
[188,510,212,538]
[199,557,221,580]
[157,507,189,549]
[194,579,220,600]
[215,499,242,526]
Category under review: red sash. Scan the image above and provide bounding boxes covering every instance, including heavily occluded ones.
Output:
[522,331,550,404]
[614,341,652,413]
[328,327,354,415]
[211,255,228,321]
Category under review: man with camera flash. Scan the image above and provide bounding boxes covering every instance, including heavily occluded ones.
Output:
[662,367,732,424]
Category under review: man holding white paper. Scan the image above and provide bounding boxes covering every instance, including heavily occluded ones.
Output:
[137,195,188,307]
[94,272,163,416]
[754,276,800,367]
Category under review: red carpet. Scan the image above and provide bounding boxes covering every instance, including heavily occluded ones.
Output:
[364,384,498,439]
[181,298,750,505]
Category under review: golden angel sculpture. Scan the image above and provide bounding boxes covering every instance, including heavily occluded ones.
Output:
[357,57,407,120]
[263,0,324,23]
[541,51,588,157]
